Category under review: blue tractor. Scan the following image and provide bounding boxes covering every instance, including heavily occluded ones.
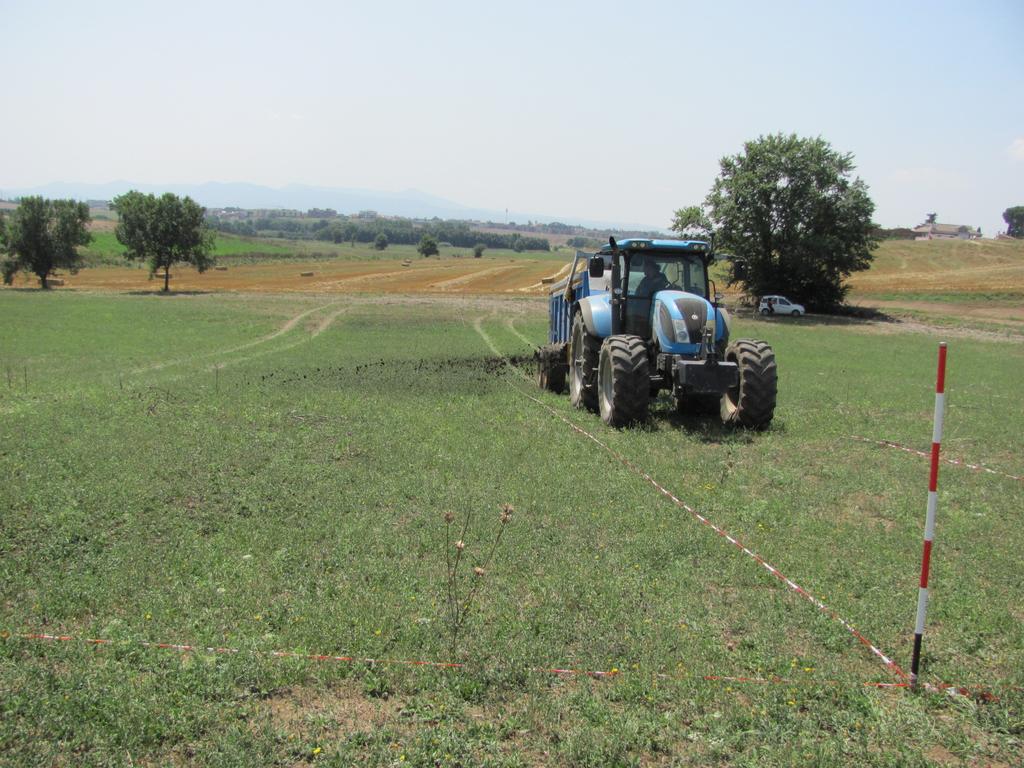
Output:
[536,237,777,428]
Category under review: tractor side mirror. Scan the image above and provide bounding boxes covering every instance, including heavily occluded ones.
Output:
[588,257,605,278]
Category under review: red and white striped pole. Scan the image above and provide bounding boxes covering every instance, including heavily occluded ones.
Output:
[911,342,947,689]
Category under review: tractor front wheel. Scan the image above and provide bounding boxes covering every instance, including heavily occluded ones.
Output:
[569,313,600,412]
[598,335,650,427]
[720,339,777,429]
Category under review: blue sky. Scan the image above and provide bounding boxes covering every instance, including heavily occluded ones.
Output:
[1,0,1021,233]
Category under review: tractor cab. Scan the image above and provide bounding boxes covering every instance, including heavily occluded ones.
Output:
[591,238,714,344]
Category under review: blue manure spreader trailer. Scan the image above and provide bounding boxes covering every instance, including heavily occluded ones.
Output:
[536,237,777,428]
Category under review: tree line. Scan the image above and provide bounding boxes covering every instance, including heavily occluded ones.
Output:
[209,215,551,252]
[3,179,1022,301]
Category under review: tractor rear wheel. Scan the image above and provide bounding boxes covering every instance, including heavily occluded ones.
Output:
[598,335,650,427]
[537,343,567,394]
[569,313,600,412]
[720,339,777,429]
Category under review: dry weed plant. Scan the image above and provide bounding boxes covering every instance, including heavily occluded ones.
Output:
[442,503,513,656]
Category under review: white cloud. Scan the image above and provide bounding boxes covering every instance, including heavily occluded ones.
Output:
[1010,138,1024,161]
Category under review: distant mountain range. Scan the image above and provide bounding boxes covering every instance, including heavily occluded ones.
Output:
[0,181,668,232]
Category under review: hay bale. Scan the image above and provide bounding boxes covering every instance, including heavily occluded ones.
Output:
[300,271,315,277]
[214,266,228,271]
[48,278,65,286]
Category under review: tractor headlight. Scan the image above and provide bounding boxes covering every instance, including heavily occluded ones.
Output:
[672,319,690,344]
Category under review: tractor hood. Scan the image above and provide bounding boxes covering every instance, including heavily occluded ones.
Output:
[651,290,731,355]
[576,289,731,355]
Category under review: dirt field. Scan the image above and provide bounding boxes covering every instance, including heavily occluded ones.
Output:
[7,256,567,295]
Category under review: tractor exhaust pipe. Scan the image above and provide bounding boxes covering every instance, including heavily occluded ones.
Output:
[609,237,622,336]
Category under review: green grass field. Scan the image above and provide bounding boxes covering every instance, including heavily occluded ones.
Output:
[1,292,1021,766]
[79,230,566,269]
[81,231,310,265]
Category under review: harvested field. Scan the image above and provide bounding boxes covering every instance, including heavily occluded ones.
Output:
[7,234,1021,312]
[4,255,564,295]
[849,237,1024,296]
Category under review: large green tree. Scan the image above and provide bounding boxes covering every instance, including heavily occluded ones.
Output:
[1,197,91,289]
[669,205,713,241]
[1003,206,1024,238]
[112,191,214,292]
[417,234,439,257]
[677,134,878,310]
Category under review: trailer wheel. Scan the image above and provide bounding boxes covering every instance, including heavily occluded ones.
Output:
[598,335,649,427]
[569,314,600,412]
[537,343,567,394]
[721,339,777,429]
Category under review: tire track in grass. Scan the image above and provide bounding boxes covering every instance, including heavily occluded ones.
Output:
[128,300,342,375]
[139,302,351,386]
[505,317,538,350]
[201,305,351,372]
[2,299,345,399]
[473,315,908,682]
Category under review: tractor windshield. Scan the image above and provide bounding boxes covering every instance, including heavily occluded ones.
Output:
[624,254,707,298]
[621,253,708,338]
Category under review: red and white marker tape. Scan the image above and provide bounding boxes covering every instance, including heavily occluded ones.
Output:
[849,436,1021,483]
[517,390,908,682]
[0,631,906,690]
[473,321,907,681]
[911,343,947,689]
[11,631,1018,698]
